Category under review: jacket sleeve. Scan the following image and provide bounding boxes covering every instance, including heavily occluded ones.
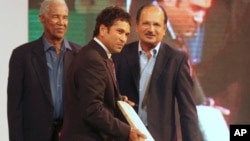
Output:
[7,49,24,141]
[175,54,201,141]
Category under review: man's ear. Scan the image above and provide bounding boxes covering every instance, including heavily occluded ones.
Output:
[99,24,107,36]
[39,15,45,24]
[163,25,166,36]
[135,23,138,33]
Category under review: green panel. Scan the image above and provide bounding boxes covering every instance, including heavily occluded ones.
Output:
[66,12,87,45]
[28,9,43,42]
[66,13,98,46]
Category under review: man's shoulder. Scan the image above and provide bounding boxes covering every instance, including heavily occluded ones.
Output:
[76,40,104,59]
[13,38,43,53]
[121,41,139,53]
[125,41,139,47]
[68,41,81,50]
[161,42,186,55]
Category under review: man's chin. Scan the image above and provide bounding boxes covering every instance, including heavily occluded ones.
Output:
[113,48,123,53]
[53,35,65,40]
[142,39,157,46]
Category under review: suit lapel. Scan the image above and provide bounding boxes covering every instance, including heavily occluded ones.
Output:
[126,42,171,96]
[105,59,118,89]
[32,39,53,107]
[127,43,140,91]
[64,49,76,80]
[150,43,170,84]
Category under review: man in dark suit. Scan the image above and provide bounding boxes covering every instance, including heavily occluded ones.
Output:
[7,0,81,141]
[60,6,146,141]
[113,4,201,141]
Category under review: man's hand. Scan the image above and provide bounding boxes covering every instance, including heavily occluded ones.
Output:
[129,128,147,141]
[122,96,136,107]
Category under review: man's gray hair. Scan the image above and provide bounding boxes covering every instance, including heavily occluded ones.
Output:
[39,0,67,15]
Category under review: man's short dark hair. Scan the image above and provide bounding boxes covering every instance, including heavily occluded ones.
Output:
[93,6,131,37]
[136,4,168,24]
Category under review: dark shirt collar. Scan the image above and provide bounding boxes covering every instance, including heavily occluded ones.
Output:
[42,35,72,52]
[138,41,160,58]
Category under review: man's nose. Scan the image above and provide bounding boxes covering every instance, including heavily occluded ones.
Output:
[120,34,127,43]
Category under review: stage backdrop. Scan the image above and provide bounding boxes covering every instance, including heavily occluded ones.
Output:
[27,0,250,140]
[2,0,249,141]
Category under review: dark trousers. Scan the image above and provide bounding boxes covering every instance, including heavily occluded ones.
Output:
[51,120,63,141]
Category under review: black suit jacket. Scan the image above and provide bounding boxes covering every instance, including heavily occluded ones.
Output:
[7,36,81,141]
[60,40,130,141]
[113,41,200,141]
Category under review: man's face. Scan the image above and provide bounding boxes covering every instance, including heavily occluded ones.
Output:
[136,6,166,47]
[39,3,69,41]
[159,0,211,37]
[101,20,130,53]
